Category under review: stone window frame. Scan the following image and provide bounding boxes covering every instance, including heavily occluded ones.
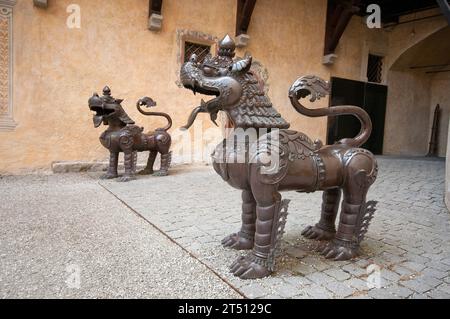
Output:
[0,0,17,131]
[175,29,218,88]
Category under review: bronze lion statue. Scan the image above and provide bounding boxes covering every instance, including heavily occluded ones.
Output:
[179,35,378,279]
[88,86,172,182]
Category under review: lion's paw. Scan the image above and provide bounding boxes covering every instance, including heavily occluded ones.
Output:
[152,170,168,177]
[138,168,154,175]
[301,225,335,241]
[100,173,118,180]
[229,254,271,279]
[321,239,358,261]
[221,233,254,250]
[117,175,136,183]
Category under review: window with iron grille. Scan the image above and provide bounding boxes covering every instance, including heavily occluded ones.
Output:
[183,41,211,64]
[367,54,383,83]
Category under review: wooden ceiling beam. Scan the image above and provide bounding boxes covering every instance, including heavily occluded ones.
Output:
[149,0,163,15]
[324,0,359,57]
[437,0,450,25]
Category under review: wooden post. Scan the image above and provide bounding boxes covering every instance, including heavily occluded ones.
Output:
[428,104,441,156]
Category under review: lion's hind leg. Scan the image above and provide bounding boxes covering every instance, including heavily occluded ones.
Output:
[153,151,171,176]
[139,150,157,175]
[321,150,377,260]
[302,188,341,241]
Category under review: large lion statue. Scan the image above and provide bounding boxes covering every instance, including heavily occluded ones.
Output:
[179,35,378,279]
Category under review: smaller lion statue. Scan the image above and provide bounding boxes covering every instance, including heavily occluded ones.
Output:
[88,86,172,182]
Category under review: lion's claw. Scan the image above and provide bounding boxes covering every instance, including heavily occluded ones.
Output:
[221,233,254,250]
[138,168,154,175]
[321,240,357,261]
[152,170,168,177]
[100,173,118,180]
[117,175,136,182]
[301,225,335,241]
[229,254,271,279]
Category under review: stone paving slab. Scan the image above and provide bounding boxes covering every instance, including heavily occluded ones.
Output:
[0,174,241,298]
[97,157,450,299]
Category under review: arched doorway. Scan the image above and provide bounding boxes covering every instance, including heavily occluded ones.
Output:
[384,26,450,157]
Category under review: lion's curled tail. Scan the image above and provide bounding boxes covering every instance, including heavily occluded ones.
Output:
[136,97,173,132]
[288,75,372,148]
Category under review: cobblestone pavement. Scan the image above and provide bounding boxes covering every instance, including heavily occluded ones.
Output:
[98,157,450,299]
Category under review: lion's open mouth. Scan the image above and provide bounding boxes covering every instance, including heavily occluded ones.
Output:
[184,80,220,97]
[183,80,221,110]
[89,106,114,128]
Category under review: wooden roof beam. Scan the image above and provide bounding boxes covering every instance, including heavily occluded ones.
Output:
[323,0,359,63]
[437,0,450,25]
[235,0,257,47]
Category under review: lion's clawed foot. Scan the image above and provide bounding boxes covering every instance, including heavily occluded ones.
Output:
[117,175,136,182]
[230,254,271,279]
[153,170,168,177]
[138,168,154,175]
[221,233,254,250]
[321,239,358,261]
[100,172,118,180]
[301,225,335,241]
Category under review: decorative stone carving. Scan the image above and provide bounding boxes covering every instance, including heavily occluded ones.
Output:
[235,33,250,48]
[0,0,16,131]
[148,13,163,31]
[322,53,338,65]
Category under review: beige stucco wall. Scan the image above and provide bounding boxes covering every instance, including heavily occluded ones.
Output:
[0,0,447,174]
[430,72,450,157]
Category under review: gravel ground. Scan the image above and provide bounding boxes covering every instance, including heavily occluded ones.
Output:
[0,174,241,299]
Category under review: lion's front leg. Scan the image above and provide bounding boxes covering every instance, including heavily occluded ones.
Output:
[101,151,119,179]
[118,151,137,182]
[302,188,341,241]
[230,185,289,280]
[222,190,255,250]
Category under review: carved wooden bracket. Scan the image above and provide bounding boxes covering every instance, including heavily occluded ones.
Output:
[235,0,256,47]
[148,0,163,31]
[0,0,17,131]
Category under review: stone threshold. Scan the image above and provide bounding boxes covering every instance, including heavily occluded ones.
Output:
[51,161,210,174]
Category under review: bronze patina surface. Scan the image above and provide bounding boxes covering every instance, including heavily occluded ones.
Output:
[88,87,172,182]
[180,35,378,279]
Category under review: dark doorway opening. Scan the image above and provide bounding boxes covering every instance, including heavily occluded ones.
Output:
[327,77,388,155]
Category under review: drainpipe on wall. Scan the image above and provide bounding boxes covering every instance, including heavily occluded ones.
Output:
[446,117,450,212]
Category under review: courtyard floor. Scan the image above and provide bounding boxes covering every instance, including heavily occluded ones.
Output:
[1,157,449,299]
